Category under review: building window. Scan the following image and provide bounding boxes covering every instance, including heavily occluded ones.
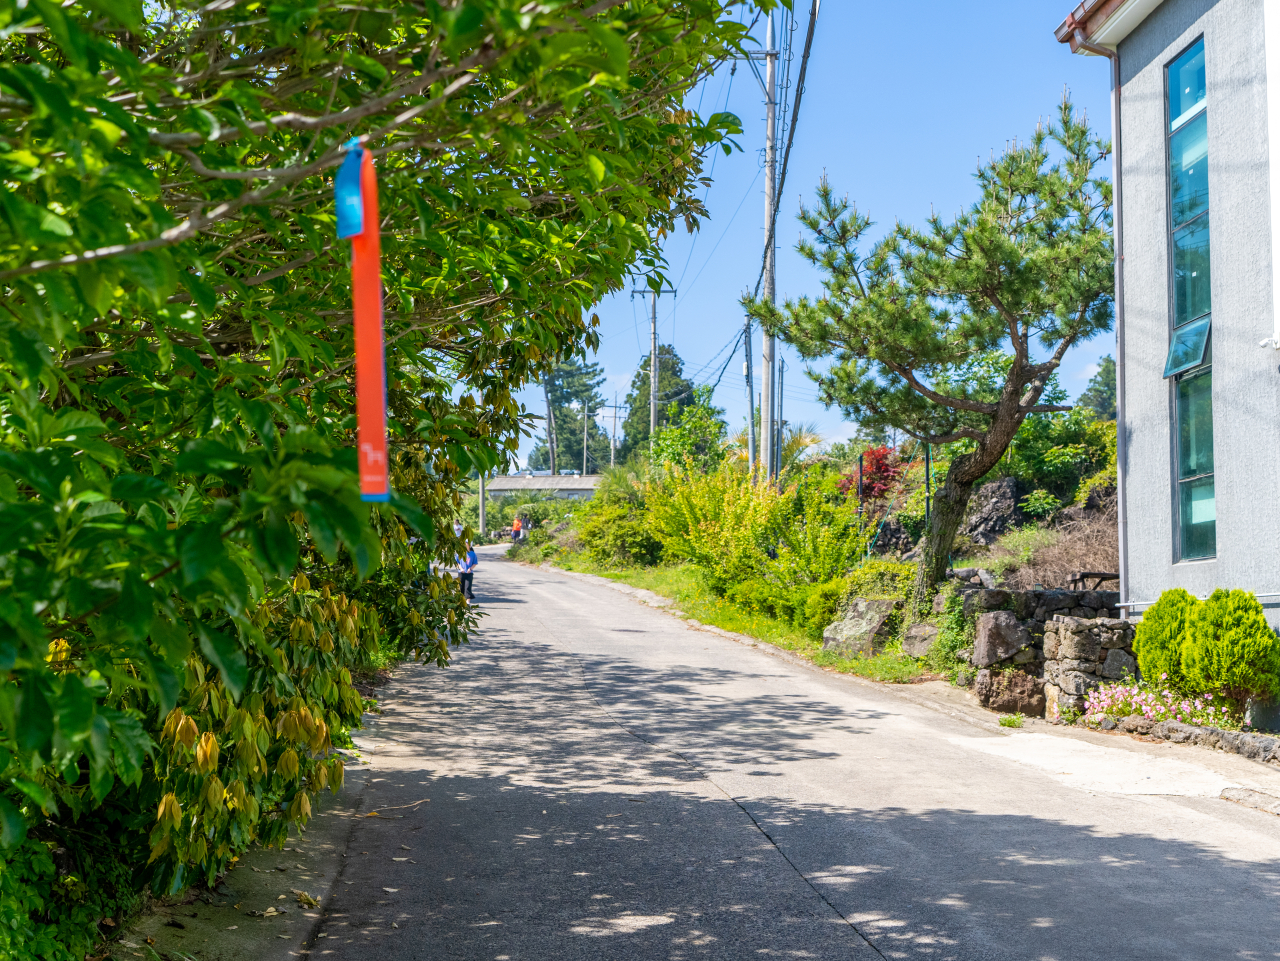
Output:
[1165,38,1215,559]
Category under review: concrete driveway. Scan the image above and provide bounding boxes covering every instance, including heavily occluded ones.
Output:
[134,546,1280,961]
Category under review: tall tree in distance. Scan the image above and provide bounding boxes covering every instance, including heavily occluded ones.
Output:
[619,345,695,461]
[746,101,1115,615]
[1078,355,1118,420]
[528,360,613,472]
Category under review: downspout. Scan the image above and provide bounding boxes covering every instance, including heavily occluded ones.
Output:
[1075,29,1130,620]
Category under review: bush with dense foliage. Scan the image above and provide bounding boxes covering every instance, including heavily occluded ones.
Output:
[1133,588,1198,692]
[1183,589,1280,713]
[0,0,760,951]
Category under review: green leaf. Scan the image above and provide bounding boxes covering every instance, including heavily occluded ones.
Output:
[250,508,297,578]
[150,615,193,667]
[88,715,115,802]
[16,675,53,755]
[55,677,95,742]
[197,624,247,701]
[389,492,435,547]
[180,522,226,584]
[112,473,174,504]
[85,0,143,31]
[105,710,150,786]
[0,796,28,849]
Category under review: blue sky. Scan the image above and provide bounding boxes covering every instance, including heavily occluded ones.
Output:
[511,0,1115,467]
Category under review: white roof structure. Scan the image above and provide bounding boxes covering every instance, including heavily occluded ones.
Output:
[485,474,602,495]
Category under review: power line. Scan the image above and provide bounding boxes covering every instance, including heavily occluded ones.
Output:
[752,0,819,301]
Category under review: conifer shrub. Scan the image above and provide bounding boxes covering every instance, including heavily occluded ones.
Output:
[1133,588,1198,690]
[1182,589,1280,713]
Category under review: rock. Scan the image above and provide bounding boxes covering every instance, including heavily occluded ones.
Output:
[903,622,940,658]
[873,516,915,555]
[822,598,900,657]
[977,569,997,589]
[1011,592,1038,620]
[1042,629,1060,660]
[1012,648,1037,665]
[1081,591,1105,610]
[975,669,1046,716]
[1041,591,1076,613]
[1059,658,1096,674]
[973,611,1032,667]
[1058,671,1098,696]
[1044,682,1085,722]
[958,647,974,664]
[1099,648,1137,680]
[1069,607,1093,619]
[1099,591,1120,609]
[1099,716,1117,730]
[1100,631,1129,649]
[932,593,948,615]
[1120,714,1154,734]
[950,567,978,582]
[1058,630,1102,662]
[963,589,1010,617]
[1152,720,1199,743]
[961,476,1024,546]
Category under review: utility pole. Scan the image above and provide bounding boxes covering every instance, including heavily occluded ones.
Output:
[542,381,557,475]
[760,11,779,480]
[478,471,486,539]
[743,320,756,472]
[775,357,785,472]
[611,393,618,467]
[649,289,658,450]
[582,407,590,475]
[630,287,675,453]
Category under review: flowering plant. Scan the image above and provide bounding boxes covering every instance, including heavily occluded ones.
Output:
[1083,677,1241,729]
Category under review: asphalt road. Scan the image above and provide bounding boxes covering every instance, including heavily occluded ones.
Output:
[307,547,1280,961]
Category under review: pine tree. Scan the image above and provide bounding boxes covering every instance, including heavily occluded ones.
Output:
[528,360,613,472]
[618,345,695,461]
[1078,355,1117,420]
[745,101,1115,615]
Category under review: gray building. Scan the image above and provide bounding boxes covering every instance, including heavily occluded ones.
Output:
[1059,0,1280,617]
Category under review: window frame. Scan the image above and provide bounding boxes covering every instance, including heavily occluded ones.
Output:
[1163,35,1215,563]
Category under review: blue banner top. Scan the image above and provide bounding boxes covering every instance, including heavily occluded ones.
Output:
[335,144,365,239]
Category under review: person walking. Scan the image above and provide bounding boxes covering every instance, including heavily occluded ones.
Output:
[511,515,522,543]
[458,544,477,600]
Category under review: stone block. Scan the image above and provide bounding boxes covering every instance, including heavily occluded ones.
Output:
[1119,715,1154,735]
[1059,658,1096,674]
[1099,648,1137,680]
[950,567,977,582]
[975,669,1045,716]
[1044,682,1084,721]
[1011,592,1038,620]
[1099,591,1120,608]
[1058,671,1098,696]
[932,593,948,615]
[964,589,1011,617]
[973,611,1032,667]
[1042,630,1059,660]
[903,622,940,658]
[823,598,900,657]
[1012,648,1037,665]
[1081,590,1106,610]
[977,569,997,589]
[1152,720,1199,743]
[1100,631,1128,649]
[1041,591,1076,613]
[1069,607,1094,619]
[1058,631,1102,662]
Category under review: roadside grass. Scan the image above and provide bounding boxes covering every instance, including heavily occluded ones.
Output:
[550,554,928,683]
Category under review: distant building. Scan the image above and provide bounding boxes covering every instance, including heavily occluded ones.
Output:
[485,473,602,501]
[1058,0,1280,617]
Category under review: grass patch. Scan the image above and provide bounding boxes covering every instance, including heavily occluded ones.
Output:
[998,712,1025,728]
[551,555,926,682]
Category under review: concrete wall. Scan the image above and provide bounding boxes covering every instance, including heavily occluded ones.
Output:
[1119,0,1280,616]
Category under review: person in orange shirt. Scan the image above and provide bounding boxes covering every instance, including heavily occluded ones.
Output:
[511,515,522,544]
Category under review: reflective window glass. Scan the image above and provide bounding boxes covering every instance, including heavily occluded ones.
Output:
[1170,40,1206,131]
[1173,217,1211,326]
[1179,475,1216,559]
[1164,316,1210,378]
[1177,367,1213,480]
[1170,112,1208,228]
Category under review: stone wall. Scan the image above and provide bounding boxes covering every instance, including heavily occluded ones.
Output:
[1043,616,1137,720]
[947,585,1124,718]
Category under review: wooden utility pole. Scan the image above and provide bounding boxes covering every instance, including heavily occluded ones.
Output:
[582,407,590,474]
[542,381,557,475]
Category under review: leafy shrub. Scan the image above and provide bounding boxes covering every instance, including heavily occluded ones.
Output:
[1183,589,1280,712]
[577,497,662,567]
[651,386,727,471]
[998,713,1025,728]
[1019,489,1059,518]
[837,444,903,500]
[1133,588,1198,691]
[845,560,916,600]
[924,586,974,680]
[646,464,789,593]
[772,483,870,586]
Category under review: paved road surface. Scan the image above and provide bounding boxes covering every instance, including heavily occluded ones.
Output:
[307,549,1280,960]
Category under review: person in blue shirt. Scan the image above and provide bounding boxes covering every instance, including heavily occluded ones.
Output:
[458,545,478,600]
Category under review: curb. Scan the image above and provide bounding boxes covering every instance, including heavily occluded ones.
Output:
[1221,786,1280,816]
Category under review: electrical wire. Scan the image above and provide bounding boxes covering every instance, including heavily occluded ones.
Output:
[752,0,819,301]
